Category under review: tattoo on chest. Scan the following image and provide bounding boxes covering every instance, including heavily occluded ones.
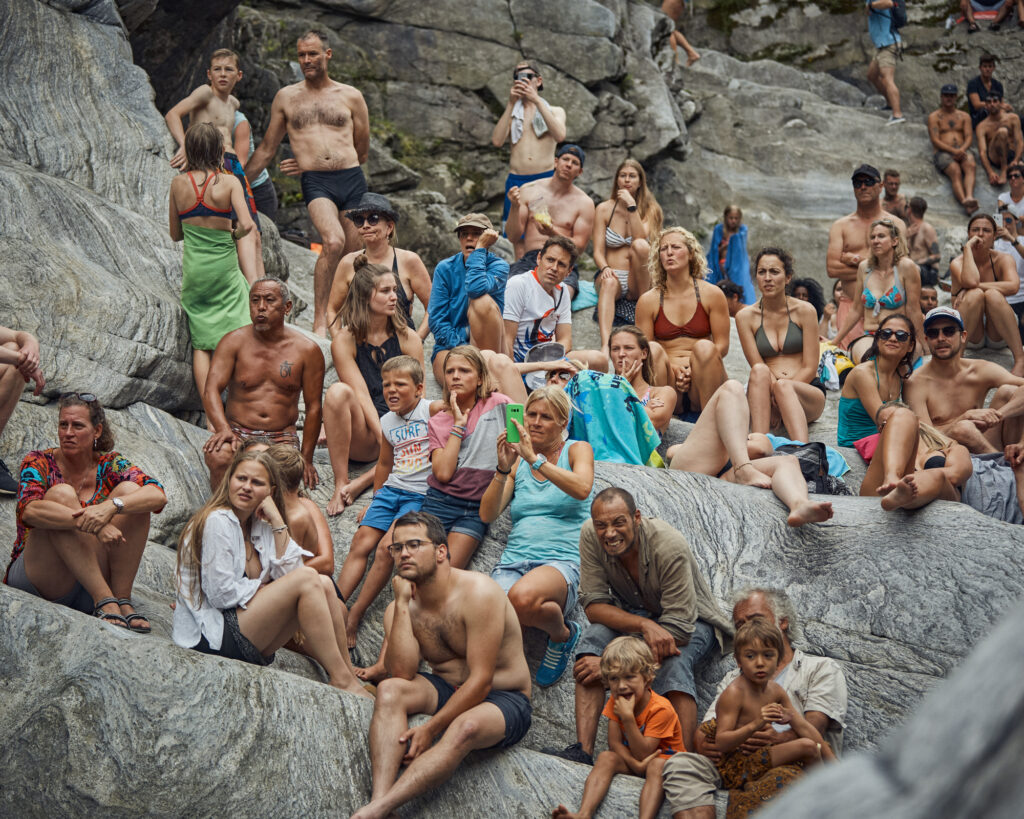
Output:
[949,119,956,129]
[280,360,293,378]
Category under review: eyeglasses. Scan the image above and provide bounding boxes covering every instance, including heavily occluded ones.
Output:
[60,392,98,403]
[876,328,910,341]
[349,213,383,228]
[549,371,573,382]
[924,325,960,339]
[514,71,538,81]
[852,178,878,189]
[386,538,434,557]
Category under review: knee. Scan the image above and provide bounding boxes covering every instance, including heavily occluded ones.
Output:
[647,756,666,777]
[322,235,345,259]
[485,352,516,377]
[774,377,796,396]
[448,714,485,749]
[720,378,745,399]
[204,443,234,471]
[691,339,720,364]
[964,154,976,169]
[467,295,498,320]
[882,405,917,429]
[318,573,336,594]
[948,419,977,441]
[595,750,620,770]
[985,288,1008,307]
[374,677,409,710]
[506,583,543,617]
[296,565,321,589]
[44,483,80,507]
[748,363,771,385]
[325,381,355,409]
[994,384,1017,404]
[747,433,774,459]
[632,237,651,259]
[795,737,818,756]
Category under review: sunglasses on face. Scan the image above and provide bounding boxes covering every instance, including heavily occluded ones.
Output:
[876,328,910,342]
[514,71,538,82]
[1009,173,1023,180]
[549,371,573,382]
[924,325,959,339]
[349,213,383,228]
[852,178,878,189]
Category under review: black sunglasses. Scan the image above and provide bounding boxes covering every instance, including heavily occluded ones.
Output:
[514,71,538,81]
[349,213,383,228]
[852,178,878,189]
[60,392,98,403]
[1009,173,1023,180]
[925,325,959,339]
[876,328,910,342]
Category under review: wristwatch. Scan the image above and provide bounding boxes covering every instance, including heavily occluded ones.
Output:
[111,497,125,513]
[531,455,547,471]
[626,204,638,212]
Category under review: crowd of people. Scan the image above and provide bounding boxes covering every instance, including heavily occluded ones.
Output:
[3,16,1024,819]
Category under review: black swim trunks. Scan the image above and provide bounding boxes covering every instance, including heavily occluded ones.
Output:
[421,671,532,749]
[300,166,368,211]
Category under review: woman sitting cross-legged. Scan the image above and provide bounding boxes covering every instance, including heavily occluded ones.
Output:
[172,449,370,697]
[4,393,166,631]
[480,386,595,687]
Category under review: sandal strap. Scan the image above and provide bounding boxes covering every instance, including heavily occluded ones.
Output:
[95,610,129,625]
[123,612,149,624]
[116,598,134,607]
[93,596,120,611]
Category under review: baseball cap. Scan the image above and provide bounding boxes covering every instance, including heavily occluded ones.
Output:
[556,143,586,167]
[851,164,881,183]
[940,83,957,95]
[454,213,493,233]
[923,307,964,331]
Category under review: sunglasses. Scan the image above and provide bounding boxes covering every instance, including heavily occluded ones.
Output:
[852,178,878,189]
[876,328,910,342]
[924,325,960,339]
[549,371,573,382]
[1009,173,1023,180]
[60,392,98,403]
[349,213,383,228]
[514,71,538,81]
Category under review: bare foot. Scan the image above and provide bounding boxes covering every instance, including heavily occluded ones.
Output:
[326,486,353,517]
[346,610,363,650]
[1012,360,1024,378]
[333,677,375,701]
[686,51,701,66]
[875,474,904,496]
[963,197,979,215]
[349,800,396,819]
[880,474,918,511]
[551,806,581,819]
[317,422,327,446]
[356,661,388,684]
[733,461,772,489]
[787,500,834,527]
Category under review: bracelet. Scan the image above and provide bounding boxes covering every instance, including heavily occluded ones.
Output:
[272,525,287,533]
[496,466,511,475]
[450,426,466,441]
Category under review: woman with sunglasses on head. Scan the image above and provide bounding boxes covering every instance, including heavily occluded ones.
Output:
[737,248,826,443]
[4,393,167,631]
[833,218,925,365]
[323,255,424,516]
[325,193,432,340]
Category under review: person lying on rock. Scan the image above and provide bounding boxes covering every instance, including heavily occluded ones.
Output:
[202,277,324,492]
[0,324,45,494]
[662,587,847,819]
[480,385,595,687]
[349,511,532,819]
[665,380,834,527]
[4,393,165,632]
[173,448,369,697]
[552,637,683,819]
[545,487,732,762]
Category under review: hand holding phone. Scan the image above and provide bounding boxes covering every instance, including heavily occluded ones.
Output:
[506,404,525,443]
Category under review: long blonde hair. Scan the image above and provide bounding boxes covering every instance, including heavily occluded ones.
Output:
[608,158,663,235]
[868,218,908,269]
[176,450,289,607]
[649,226,707,292]
[335,254,409,341]
[441,345,496,406]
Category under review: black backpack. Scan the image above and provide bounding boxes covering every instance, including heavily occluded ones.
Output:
[773,442,852,496]
[890,0,908,31]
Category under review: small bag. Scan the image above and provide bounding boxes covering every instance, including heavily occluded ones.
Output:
[773,441,852,496]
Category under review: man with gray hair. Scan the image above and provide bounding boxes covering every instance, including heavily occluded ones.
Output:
[662,587,848,818]
[203,277,325,490]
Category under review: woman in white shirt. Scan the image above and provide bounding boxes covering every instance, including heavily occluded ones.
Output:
[173,450,369,697]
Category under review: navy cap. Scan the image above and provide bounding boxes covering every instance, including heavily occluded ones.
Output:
[556,143,586,167]
[851,163,881,183]
[941,83,957,95]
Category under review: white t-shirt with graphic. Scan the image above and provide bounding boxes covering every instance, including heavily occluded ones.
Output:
[382,398,433,495]
[503,269,572,362]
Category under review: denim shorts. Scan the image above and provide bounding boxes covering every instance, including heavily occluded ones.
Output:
[420,487,487,541]
[490,559,580,614]
[576,614,716,699]
[421,671,532,749]
[361,485,425,532]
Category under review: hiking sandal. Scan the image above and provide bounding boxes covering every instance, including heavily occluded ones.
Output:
[93,596,129,629]
[117,598,152,633]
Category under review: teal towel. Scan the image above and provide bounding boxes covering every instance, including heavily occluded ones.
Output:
[571,280,599,311]
[566,371,662,467]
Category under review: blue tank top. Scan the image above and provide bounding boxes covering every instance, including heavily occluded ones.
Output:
[499,442,594,565]
[837,396,877,447]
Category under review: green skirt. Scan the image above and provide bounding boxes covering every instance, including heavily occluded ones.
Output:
[180,223,251,350]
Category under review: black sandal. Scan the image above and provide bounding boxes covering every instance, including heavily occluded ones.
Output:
[118,597,152,633]
[94,597,129,629]
[967,21,979,33]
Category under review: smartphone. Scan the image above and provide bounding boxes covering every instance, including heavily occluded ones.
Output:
[505,404,525,443]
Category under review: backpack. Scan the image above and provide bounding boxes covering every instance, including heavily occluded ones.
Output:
[773,442,852,496]
[890,0,908,30]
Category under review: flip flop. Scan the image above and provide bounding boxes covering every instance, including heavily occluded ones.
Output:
[93,596,129,629]
[967,21,979,33]
[118,597,152,633]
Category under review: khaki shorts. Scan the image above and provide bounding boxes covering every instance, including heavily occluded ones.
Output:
[662,752,722,812]
[874,43,899,69]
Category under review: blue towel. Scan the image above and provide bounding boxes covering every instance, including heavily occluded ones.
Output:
[766,433,851,477]
[566,371,662,467]
[705,223,755,304]
[572,279,599,311]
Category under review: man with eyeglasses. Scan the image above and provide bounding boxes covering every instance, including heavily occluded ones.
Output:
[0,326,45,493]
[826,163,907,346]
[491,61,566,244]
[928,84,979,215]
[350,511,532,819]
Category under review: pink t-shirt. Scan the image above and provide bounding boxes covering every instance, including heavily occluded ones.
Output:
[427,392,510,501]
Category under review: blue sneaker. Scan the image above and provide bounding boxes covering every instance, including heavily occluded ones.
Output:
[536,621,581,687]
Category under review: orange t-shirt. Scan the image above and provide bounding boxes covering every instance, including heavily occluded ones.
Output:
[603,690,686,758]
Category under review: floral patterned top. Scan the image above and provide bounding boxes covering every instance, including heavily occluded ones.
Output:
[6,449,165,577]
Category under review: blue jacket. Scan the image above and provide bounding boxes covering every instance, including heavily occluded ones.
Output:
[705,223,755,304]
[428,248,509,360]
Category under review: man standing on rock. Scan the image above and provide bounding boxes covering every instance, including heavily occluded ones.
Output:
[245,30,370,337]
[928,84,979,216]
[491,61,566,247]
[661,587,848,819]
[865,0,904,126]
[547,488,731,762]
[506,144,595,301]
[202,277,324,490]
[350,511,532,819]
[826,163,907,346]
[0,326,45,494]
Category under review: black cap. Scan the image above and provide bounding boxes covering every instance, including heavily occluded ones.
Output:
[556,143,586,167]
[941,83,957,95]
[851,164,881,183]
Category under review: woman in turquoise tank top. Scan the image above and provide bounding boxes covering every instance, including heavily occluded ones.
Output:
[480,385,595,687]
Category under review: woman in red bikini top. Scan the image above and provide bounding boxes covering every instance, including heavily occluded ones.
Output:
[635,226,731,417]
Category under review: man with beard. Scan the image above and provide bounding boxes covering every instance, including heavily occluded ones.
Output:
[245,30,370,337]
[350,511,532,819]
[202,277,324,490]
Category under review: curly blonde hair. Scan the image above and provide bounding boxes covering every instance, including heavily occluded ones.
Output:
[600,635,659,683]
[649,226,707,292]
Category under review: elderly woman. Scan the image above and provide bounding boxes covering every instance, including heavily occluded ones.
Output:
[480,385,594,687]
[326,192,432,339]
[4,393,167,630]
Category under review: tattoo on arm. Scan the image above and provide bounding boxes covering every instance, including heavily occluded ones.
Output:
[280,360,293,378]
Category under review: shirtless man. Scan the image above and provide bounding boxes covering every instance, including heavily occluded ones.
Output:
[490,61,566,246]
[202,277,325,490]
[245,30,370,337]
[164,48,264,285]
[950,214,1024,376]
[881,169,907,221]
[977,91,1024,188]
[907,197,942,286]
[826,164,906,347]
[506,144,596,301]
[0,326,45,493]
[928,85,979,215]
[349,511,532,819]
